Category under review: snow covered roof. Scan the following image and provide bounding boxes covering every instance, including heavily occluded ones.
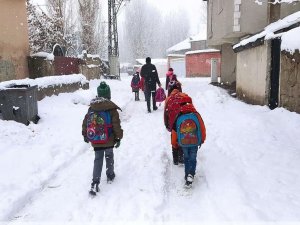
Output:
[233,11,300,53]
[185,49,220,55]
[166,30,207,53]
[166,38,191,53]
[136,58,167,65]
[190,30,207,42]
[167,54,185,57]
[281,26,300,54]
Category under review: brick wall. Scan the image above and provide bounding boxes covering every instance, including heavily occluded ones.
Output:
[186,52,221,77]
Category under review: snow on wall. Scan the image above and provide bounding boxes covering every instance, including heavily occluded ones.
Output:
[233,11,300,53]
[0,74,88,90]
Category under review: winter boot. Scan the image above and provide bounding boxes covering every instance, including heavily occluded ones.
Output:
[107,172,115,184]
[172,147,179,165]
[185,174,194,188]
[89,178,100,195]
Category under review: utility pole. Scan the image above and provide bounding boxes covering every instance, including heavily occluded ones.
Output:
[108,0,129,79]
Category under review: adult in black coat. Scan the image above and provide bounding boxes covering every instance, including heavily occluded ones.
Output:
[140,57,161,113]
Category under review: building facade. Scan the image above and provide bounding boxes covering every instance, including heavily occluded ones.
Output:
[204,0,300,86]
[0,0,30,82]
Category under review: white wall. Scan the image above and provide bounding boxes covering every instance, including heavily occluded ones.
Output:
[236,43,270,105]
[170,58,186,78]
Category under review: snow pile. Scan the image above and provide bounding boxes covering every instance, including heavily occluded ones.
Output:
[281,26,300,53]
[233,11,300,53]
[78,50,101,59]
[0,74,88,90]
[31,52,54,61]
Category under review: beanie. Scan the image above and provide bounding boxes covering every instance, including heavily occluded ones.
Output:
[146,57,151,63]
[168,68,173,72]
[97,81,111,100]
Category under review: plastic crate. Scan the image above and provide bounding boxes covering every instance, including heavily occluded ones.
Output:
[0,84,39,125]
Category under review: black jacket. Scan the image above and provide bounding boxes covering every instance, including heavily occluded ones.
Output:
[140,63,161,91]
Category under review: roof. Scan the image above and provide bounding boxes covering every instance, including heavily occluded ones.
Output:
[166,28,207,53]
[185,49,220,55]
[167,54,185,57]
[166,38,191,53]
[233,11,300,53]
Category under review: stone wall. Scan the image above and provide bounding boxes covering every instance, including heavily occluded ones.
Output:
[279,51,300,113]
[79,54,108,80]
[37,82,89,100]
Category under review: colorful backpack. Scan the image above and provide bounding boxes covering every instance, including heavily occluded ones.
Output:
[86,110,113,144]
[165,92,194,131]
[155,87,166,102]
[176,113,202,147]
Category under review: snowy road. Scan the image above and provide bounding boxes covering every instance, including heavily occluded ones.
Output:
[1,76,300,224]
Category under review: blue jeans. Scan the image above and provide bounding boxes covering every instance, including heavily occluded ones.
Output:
[182,146,198,178]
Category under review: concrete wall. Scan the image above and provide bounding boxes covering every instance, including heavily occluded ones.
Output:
[0,0,29,82]
[186,52,221,77]
[191,40,207,51]
[279,51,300,113]
[220,43,237,85]
[236,43,270,105]
[280,3,300,18]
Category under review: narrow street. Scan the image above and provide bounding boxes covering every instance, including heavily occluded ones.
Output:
[1,76,299,223]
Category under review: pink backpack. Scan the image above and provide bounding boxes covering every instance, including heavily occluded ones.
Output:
[155,87,166,103]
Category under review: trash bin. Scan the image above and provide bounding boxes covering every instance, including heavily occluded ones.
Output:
[0,84,40,125]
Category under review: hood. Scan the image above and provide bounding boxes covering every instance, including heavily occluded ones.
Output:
[90,97,121,111]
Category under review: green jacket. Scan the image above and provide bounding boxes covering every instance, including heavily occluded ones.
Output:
[82,97,123,148]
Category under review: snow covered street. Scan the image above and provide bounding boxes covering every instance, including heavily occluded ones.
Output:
[1,75,300,224]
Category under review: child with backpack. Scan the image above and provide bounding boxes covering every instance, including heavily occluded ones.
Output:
[167,74,182,96]
[164,84,206,188]
[82,81,123,195]
[131,71,141,101]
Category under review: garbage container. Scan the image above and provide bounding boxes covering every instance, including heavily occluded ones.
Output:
[0,84,40,125]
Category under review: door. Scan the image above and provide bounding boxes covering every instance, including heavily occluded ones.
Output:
[269,39,281,110]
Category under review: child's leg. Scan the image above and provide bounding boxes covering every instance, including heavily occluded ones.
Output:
[178,147,184,164]
[172,147,179,165]
[93,149,105,183]
[105,148,115,180]
[182,147,190,179]
[189,146,198,177]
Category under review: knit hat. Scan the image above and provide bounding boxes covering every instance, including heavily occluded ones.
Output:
[97,81,111,100]
[168,68,173,72]
[146,57,151,63]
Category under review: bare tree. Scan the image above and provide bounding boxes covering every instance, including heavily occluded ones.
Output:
[78,0,99,54]
[120,0,192,62]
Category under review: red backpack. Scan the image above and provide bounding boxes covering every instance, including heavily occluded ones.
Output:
[155,87,166,103]
[165,92,196,132]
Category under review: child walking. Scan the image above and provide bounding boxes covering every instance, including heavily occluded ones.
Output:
[131,71,141,101]
[164,85,206,188]
[82,81,123,195]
